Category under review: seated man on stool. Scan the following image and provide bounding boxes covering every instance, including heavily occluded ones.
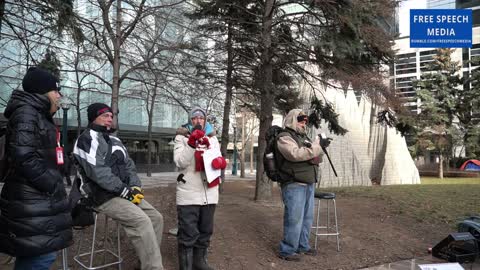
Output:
[73,103,164,270]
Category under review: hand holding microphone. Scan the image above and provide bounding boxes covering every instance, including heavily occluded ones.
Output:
[318,133,332,149]
[198,136,210,148]
[188,125,206,148]
[318,133,338,177]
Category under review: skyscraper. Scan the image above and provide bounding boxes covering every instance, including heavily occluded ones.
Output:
[457,0,480,25]
[427,0,456,9]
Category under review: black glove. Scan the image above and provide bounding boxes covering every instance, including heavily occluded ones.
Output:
[319,135,332,148]
[119,186,144,204]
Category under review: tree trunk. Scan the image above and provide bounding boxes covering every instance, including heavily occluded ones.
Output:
[250,119,254,173]
[111,0,122,131]
[147,99,154,177]
[438,154,444,179]
[0,0,5,36]
[147,120,153,177]
[220,23,234,192]
[146,79,158,177]
[254,0,274,202]
[75,78,82,136]
[74,46,82,136]
[464,132,473,157]
[240,111,245,178]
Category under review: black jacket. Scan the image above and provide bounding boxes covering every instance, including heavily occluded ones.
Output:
[73,123,141,206]
[0,90,73,257]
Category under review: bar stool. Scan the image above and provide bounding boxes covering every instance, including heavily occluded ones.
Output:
[312,191,340,251]
[74,213,123,270]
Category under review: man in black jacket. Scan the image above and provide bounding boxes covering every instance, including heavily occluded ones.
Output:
[73,103,164,270]
[0,67,73,269]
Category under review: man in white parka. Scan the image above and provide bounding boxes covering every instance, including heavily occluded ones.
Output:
[173,107,226,270]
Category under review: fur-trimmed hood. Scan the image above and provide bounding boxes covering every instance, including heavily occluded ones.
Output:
[284,109,307,134]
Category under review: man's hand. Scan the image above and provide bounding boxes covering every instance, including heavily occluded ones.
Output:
[119,186,144,205]
[188,129,206,148]
[131,186,144,205]
[320,137,332,149]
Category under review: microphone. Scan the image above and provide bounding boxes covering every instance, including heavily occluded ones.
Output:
[193,124,202,131]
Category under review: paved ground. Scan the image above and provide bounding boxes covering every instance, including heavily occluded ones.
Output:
[138,171,256,188]
[0,170,257,191]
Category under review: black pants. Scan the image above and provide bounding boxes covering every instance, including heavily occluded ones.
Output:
[177,204,216,248]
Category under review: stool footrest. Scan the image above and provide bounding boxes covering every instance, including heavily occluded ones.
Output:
[74,214,122,270]
[74,249,122,270]
[313,233,340,236]
[311,225,338,229]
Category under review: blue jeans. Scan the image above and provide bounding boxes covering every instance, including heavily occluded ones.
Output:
[14,252,57,270]
[279,182,315,256]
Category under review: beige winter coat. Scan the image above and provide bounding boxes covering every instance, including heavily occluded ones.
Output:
[173,131,220,205]
[277,109,323,162]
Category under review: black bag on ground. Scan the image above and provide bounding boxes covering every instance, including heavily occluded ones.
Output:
[458,216,480,241]
[69,176,95,229]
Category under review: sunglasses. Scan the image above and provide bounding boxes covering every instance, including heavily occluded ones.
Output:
[297,115,308,123]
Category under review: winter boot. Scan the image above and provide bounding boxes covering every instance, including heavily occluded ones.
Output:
[193,248,214,270]
[178,245,193,270]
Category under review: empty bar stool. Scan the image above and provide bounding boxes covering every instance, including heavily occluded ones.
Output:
[312,191,340,251]
[74,213,123,270]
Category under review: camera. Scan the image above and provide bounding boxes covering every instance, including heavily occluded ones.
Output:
[303,140,312,148]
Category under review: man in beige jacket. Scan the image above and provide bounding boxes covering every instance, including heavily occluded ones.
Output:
[276,109,324,261]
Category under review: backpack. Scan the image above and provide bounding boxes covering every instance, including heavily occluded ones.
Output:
[68,175,95,229]
[263,125,286,183]
[458,216,480,241]
[0,124,9,183]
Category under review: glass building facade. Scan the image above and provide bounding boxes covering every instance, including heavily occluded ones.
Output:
[0,0,196,171]
[427,0,456,9]
[457,0,480,25]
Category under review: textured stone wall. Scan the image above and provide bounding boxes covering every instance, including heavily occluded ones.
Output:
[306,88,421,187]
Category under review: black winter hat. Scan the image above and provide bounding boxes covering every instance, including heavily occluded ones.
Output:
[22,67,60,95]
[87,103,113,123]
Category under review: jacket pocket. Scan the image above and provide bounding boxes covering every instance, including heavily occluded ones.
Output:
[291,166,313,183]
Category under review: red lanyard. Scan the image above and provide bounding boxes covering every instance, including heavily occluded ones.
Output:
[55,127,64,165]
[56,127,61,147]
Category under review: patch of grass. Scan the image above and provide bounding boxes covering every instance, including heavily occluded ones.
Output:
[421,177,480,185]
[321,177,480,227]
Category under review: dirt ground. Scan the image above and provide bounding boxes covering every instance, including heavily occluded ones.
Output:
[1,180,454,269]
[133,181,451,270]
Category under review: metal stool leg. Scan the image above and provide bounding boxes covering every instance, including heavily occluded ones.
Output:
[333,199,340,251]
[60,248,69,270]
[117,221,122,270]
[75,227,85,267]
[88,213,98,268]
[314,198,321,249]
[327,200,330,238]
[73,213,123,270]
[102,216,109,265]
